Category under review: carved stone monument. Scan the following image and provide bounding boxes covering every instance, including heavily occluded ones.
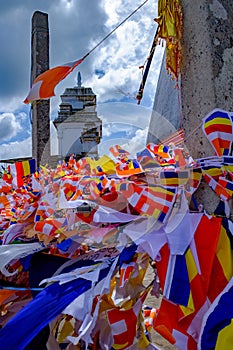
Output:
[53,73,102,160]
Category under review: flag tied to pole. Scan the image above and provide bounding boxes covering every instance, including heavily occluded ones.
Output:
[24,58,85,104]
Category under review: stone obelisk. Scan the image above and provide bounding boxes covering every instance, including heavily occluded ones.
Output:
[181,0,233,158]
[180,0,233,211]
[31,11,50,166]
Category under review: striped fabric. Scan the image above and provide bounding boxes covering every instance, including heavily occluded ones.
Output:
[116,159,143,177]
[202,109,233,156]
[120,182,177,222]
[155,216,224,350]
[106,289,148,350]
[10,159,36,188]
[202,171,231,201]
[159,170,190,187]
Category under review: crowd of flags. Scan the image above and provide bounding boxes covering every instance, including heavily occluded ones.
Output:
[0,109,233,349]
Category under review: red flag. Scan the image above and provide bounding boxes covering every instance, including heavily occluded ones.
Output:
[119,257,137,287]
[106,289,148,349]
[24,58,84,103]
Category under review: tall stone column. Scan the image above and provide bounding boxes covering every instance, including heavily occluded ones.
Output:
[180,0,233,211]
[31,11,50,166]
[181,0,233,155]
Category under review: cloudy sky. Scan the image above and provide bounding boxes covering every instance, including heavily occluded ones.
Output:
[0,0,165,160]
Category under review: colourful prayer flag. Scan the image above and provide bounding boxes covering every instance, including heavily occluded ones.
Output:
[202,171,231,201]
[155,216,223,349]
[136,148,160,169]
[159,170,189,187]
[109,145,130,160]
[93,155,116,175]
[120,182,177,222]
[202,109,233,156]
[198,278,233,350]
[10,159,36,188]
[119,256,137,287]
[146,143,170,159]
[106,289,148,350]
[116,159,143,177]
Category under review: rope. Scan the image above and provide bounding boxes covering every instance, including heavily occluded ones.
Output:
[84,0,151,59]
[177,81,183,129]
[184,120,203,142]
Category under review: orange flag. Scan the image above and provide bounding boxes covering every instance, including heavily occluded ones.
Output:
[24,57,84,104]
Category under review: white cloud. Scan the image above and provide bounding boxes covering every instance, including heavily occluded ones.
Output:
[122,127,149,156]
[0,1,162,161]
[0,137,31,160]
[0,122,58,160]
[0,113,22,142]
[97,101,152,129]
[102,124,112,138]
[98,126,148,158]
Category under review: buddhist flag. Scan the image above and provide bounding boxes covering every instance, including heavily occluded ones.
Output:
[119,256,137,287]
[116,159,143,177]
[109,145,130,161]
[202,171,231,201]
[93,155,116,175]
[34,218,65,236]
[198,278,233,350]
[159,170,189,187]
[24,57,85,103]
[202,109,233,156]
[106,289,148,350]
[120,182,177,222]
[10,159,36,188]
[146,143,170,159]
[136,148,160,169]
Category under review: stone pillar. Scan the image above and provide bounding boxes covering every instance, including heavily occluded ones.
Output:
[181,0,233,157]
[31,11,50,166]
[180,0,233,211]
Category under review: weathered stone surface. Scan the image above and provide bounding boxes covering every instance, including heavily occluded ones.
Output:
[181,0,233,159]
[148,1,233,213]
[31,11,51,166]
[180,0,233,212]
